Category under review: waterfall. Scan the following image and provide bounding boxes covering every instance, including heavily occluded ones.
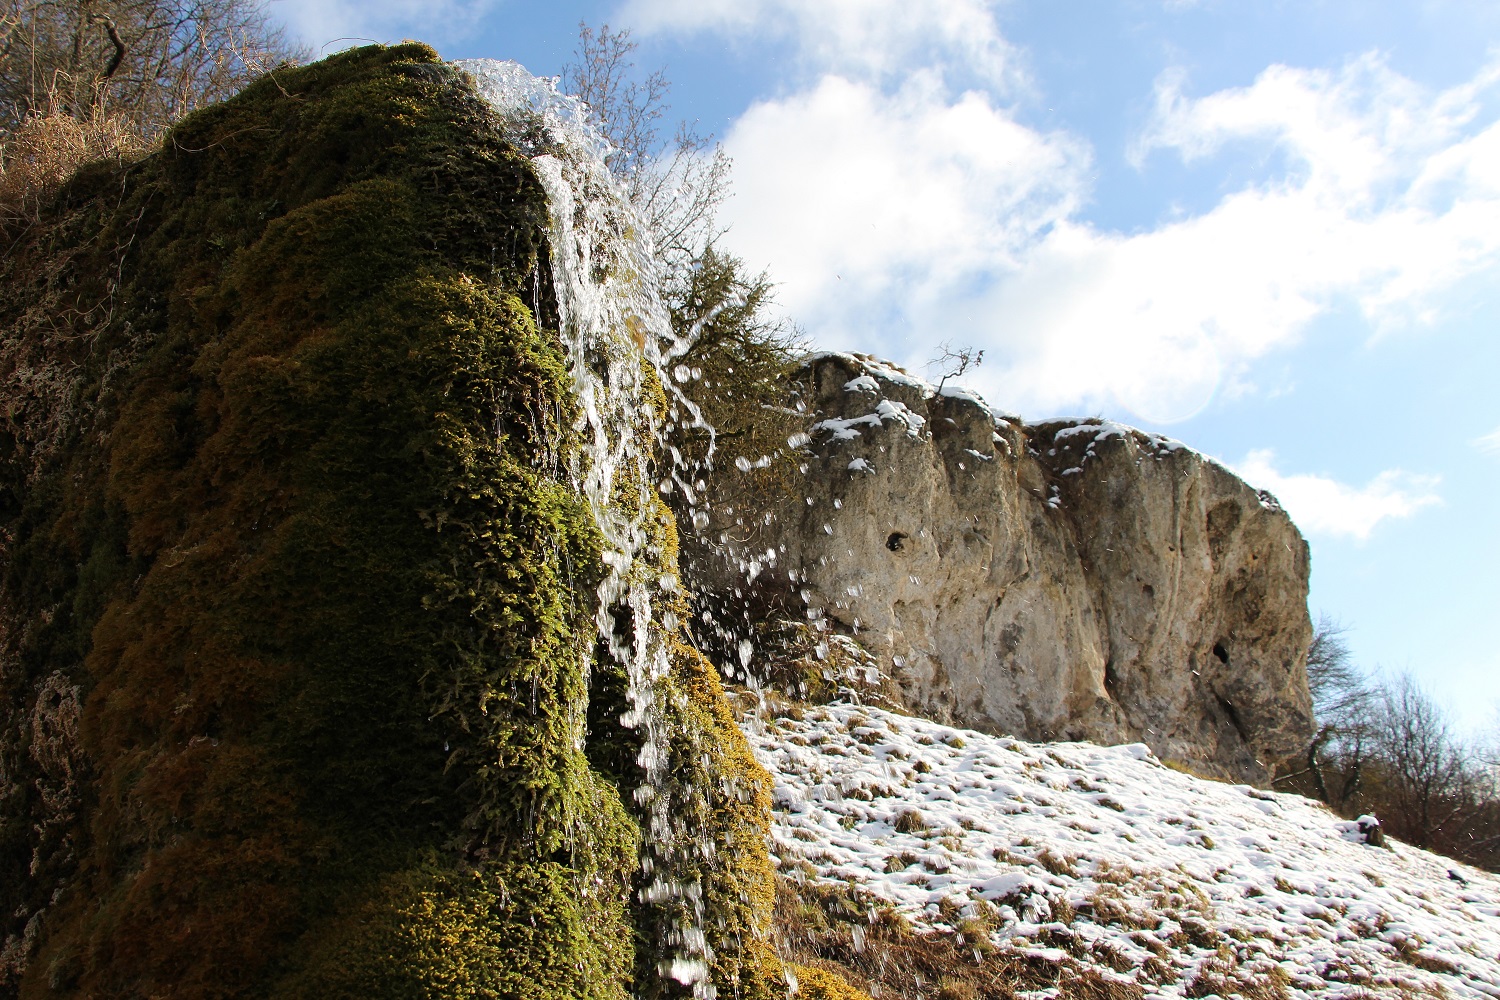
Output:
[458,58,717,995]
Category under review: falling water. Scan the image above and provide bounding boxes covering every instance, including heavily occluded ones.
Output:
[458,59,716,994]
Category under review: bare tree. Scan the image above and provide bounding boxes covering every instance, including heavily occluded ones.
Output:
[561,22,730,274]
[1306,615,1374,807]
[1305,615,1359,707]
[0,0,302,138]
[1369,673,1472,850]
[1481,711,1500,769]
[1272,617,1500,871]
[1275,615,1375,809]
[927,341,983,393]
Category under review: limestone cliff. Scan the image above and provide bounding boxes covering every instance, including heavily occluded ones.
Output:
[686,353,1314,781]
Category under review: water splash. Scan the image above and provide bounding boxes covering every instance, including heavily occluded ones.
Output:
[458,59,716,994]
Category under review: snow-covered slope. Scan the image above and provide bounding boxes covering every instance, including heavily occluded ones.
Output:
[745,703,1500,999]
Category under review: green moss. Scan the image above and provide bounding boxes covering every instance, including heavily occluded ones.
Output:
[610,486,785,997]
[282,849,637,999]
[664,640,785,997]
[0,43,629,999]
[787,966,873,1000]
[0,41,790,1000]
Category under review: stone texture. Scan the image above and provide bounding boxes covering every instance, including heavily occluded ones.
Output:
[689,353,1314,782]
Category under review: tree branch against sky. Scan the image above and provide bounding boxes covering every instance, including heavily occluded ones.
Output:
[0,0,303,137]
[560,21,729,275]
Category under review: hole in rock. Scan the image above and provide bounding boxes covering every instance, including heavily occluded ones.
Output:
[886,532,908,552]
[1212,642,1229,665]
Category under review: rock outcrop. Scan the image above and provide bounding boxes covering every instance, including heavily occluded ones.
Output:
[687,353,1314,781]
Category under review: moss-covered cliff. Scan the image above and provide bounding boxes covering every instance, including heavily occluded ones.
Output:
[0,44,800,999]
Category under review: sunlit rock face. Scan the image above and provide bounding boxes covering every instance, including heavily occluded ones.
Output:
[692,353,1314,782]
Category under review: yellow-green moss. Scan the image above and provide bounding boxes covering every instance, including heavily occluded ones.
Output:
[0,43,629,999]
[0,41,792,1000]
[281,851,637,999]
[787,965,873,1000]
[659,639,784,997]
[0,39,805,1000]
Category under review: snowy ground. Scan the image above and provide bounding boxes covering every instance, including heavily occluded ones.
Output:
[743,702,1500,999]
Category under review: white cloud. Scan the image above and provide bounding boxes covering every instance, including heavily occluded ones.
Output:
[652,0,1500,423]
[622,0,1022,90]
[1476,426,1500,455]
[1122,55,1500,331]
[971,56,1500,421]
[1231,449,1441,541]
[268,0,499,51]
[720,72,1087,347]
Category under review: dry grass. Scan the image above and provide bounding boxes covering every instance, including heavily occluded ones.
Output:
[1392,936,1460,976]
[894,808,928,834]
[774,876,1145,1000]
[0,94,149,226]
[1162,759,1231,783]
[1184,949,1291,1000]
[1034,847,1080,877]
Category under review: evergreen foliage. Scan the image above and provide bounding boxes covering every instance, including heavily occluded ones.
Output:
[665,246,804,477]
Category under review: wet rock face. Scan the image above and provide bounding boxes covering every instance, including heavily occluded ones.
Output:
[693,353,1314,781]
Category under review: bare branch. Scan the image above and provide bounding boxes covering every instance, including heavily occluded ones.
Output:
[928,341,984,393]
[561,21,730,269]
[1,0,306,139]
[86,13,123,79]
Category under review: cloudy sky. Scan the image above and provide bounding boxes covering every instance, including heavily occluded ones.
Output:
[269,0,1500,733]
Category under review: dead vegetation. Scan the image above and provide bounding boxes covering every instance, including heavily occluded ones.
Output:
[773,876,1146,1000]
[0,92,145,224]
[1,0,303,226]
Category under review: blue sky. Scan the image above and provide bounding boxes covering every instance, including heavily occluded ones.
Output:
[269,0,1500,736]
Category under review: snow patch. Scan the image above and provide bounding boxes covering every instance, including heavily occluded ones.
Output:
[744,703,1500,999]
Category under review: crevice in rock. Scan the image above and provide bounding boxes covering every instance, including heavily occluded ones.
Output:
[1103,661,1122,702]
[1217,694,1250,744]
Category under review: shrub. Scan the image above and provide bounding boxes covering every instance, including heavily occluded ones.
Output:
[0,97,146,223]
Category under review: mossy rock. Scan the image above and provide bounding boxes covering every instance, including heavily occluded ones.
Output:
[0,43,782,999]
[787,965,873,1000]
[281,854,635,999]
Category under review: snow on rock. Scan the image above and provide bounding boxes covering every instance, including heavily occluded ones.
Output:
[873,398,927,437]
[745,702,1500,1000]
[812,412,881,441]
